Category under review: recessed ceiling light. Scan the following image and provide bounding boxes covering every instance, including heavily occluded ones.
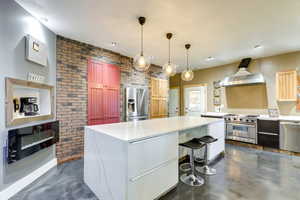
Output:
[254,44,262,49]
[206,56,214,61]
[111,42,117,46]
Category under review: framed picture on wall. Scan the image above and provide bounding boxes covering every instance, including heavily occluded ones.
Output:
[213,80,221,89]
[214,88,221,97]
[25,35,48,67]
[213,97,221,105]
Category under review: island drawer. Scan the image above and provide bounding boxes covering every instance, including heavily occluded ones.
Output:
[128,132,178,179]
[128,159,178,200]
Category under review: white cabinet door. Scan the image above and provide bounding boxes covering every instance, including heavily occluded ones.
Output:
[128,159,178,200]
[208,120,225,139]
[207,121,225,161]
[128,133,178,179]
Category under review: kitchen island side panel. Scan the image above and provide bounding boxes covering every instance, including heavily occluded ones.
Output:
[84,127,128,200]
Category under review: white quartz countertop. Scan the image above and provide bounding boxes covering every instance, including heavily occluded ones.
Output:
[201,112,300,122]
[258,115,300,122]
[201,112,229,117]
[86,116,223,142]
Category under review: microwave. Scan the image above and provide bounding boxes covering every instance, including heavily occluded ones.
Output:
[7,121,59,164]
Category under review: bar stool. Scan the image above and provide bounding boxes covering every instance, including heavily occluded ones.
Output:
[179,138,206,186]
[196,135,218,175]
[179,151,204,172]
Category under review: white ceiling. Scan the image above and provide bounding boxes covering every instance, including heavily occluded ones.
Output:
[17,0,300,71]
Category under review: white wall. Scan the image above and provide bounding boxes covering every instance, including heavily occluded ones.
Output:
[0,0,56,191]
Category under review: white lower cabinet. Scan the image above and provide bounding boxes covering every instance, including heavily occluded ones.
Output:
[128,133,178,179]
[207,121,225,161]
[84,121,225,200]
[127,132,179,200]
[128,159,178,200]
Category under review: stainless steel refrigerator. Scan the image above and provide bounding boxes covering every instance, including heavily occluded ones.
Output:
[125,86,149,121]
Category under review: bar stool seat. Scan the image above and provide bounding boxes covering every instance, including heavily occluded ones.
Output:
[180,138,206,149]
[179,138,205,171]
[179,138,205,187]
[197,135,218,144]
[196,135,218,176]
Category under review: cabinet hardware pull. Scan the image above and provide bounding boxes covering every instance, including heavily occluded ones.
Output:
[258,132,278,136]
[129,158,177,182]
[227,123,255,128]
[129,133,175,144]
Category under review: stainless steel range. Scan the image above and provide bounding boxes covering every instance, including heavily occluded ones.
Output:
[225,114,259,144]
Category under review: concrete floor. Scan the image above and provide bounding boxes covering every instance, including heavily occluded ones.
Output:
[10,144,300,200]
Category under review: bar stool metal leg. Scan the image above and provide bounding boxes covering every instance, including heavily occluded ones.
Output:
[180,150,203,172]
[179,150,192,172]
[180,149,204,186]
[196,144,216,175]
[194,149,204,164]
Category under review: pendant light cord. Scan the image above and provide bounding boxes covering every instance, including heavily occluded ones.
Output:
[186,49,189,70]
[168,39,171,64]
[141,25,144,56]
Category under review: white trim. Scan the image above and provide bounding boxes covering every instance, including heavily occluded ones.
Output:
[0,158,57,200]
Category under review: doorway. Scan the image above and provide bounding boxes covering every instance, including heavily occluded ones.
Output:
[184,84,207,116]
[168,87,180,117]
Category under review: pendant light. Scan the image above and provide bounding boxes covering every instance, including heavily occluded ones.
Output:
[181,44,194,81]
[134,16,151,71]
[163,33,177,76]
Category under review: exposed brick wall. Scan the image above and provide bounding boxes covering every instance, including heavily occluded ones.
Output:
[56,35,166,163]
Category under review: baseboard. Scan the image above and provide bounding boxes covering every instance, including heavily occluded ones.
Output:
[58,154,83,164]
[226,140,300,157]
[0,158,57,200]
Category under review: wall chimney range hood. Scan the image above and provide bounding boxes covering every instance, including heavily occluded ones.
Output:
[220,58,265,87]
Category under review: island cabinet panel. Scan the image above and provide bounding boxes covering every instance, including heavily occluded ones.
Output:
[128,132,178,200]
[88,59,120,125]
[128,159,178,200]
[276,70,297,101]
[128,133,178,179]
[207,120,225,162]
[150,78,168,118]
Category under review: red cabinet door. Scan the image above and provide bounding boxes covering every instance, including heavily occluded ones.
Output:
[88,59,120,125]
[88,59,104,125]
[104,63,121,87]
[103,88,120,124]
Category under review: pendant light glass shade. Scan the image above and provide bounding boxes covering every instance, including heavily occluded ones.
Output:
[134,17,151,71]
[134,54,151,71]
[163,33,176,76]
[181,44,194,81]
[163,63,177,76]
[181,69,194,81]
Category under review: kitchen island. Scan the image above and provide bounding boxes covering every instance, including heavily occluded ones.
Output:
[84,116,224,200]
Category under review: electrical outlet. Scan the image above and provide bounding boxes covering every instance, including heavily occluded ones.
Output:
[27,72,45,83]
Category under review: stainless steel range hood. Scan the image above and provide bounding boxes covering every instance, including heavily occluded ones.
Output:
[220,58,265,87]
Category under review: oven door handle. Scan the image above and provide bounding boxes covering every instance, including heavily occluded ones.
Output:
[258,132,278,136]
[226,123,256,128]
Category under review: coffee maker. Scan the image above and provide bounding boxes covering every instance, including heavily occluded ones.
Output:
[20,97,39,116]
